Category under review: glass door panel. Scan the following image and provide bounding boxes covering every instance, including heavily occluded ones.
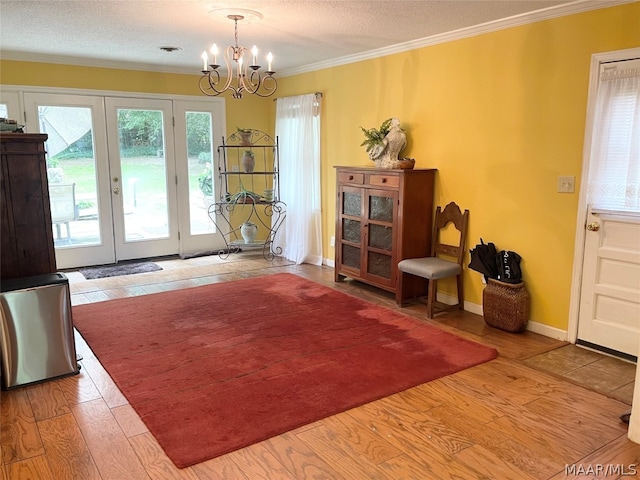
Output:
[105,98,178,260]
[343,191,362,216]
[368,224,392,250]
[367,252,392,278]
[116,108,169,241]
[364,189,396,283]
[186,111,215,235]
[338,186,363,272]
[37,105,102,247]
[369,195,394,222]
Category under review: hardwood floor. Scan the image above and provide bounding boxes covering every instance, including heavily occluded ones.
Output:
[2,255,639,479]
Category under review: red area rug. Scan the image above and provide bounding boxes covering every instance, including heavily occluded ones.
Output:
[73,273,497,468]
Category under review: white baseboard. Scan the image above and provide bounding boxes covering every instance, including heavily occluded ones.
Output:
[324,264,569,342]
[438,293,568,340]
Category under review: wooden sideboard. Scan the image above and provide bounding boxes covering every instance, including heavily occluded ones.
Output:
[1,133,57,280]
[334,166,436,296]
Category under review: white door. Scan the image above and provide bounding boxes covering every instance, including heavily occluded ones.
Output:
[23,93,117,267]
[572,50,640,358]
[577,208,640,357]
[105,98,179,260]
[172,99,228,255]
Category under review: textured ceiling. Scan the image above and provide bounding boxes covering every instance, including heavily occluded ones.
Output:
[0,0,617,75]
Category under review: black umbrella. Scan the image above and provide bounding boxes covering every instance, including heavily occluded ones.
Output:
[469,239,499,281]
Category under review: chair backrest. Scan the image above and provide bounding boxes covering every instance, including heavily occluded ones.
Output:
[49,183,77,223]
[430,202,469,265]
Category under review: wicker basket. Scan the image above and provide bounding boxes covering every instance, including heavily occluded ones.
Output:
[482,278,530,332]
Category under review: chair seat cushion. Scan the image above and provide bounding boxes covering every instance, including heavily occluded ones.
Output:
[398,257,462,280]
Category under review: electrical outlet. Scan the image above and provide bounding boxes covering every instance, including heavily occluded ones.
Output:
[330,236,335,247]
[558,175,575,193]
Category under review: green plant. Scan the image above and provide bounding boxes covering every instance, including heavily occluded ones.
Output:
[359,118,392,154]
[198,165,213,196]
[243,150,254,157]
[77,199,95,209]
[197,151,211,164]
[236,127,252,134]
[225,182,261,204]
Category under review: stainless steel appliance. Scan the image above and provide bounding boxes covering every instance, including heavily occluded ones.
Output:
[1,273,79,389]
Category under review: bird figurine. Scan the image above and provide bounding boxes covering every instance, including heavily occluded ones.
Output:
[367,118,407,168]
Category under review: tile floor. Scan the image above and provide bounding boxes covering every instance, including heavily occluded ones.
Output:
[524,344,636,405]
[64,254,637,406]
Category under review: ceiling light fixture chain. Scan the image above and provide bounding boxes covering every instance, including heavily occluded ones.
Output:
[199,14,277,99]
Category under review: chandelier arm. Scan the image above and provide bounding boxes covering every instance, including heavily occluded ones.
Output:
[199,70,226,96]
[243,70,278,97]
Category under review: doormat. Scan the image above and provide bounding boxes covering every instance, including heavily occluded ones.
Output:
[79,262,162,280]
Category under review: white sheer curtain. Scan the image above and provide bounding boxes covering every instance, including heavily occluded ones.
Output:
[587,59,640,213]
[274,93,322,264]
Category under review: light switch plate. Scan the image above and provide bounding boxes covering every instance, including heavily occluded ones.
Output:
[558,175,575,193]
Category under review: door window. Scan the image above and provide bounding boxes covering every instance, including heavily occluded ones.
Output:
[36,105,102,247]
[185,111,215,235]
[115,108,170,241]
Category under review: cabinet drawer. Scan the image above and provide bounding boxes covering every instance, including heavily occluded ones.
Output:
[338,172,364,184]
[368,174,399,188]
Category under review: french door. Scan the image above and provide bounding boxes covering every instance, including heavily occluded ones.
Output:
[23,92,225,269]
[105,97,178,260]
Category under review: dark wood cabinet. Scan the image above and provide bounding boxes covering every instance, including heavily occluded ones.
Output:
[334,166,435,295]
[1,133,57,280]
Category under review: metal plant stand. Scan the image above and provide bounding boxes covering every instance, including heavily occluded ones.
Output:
[208,129,286,260]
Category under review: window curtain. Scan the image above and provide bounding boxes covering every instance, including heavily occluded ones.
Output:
[274,93,322,265]
[587,59,640,213]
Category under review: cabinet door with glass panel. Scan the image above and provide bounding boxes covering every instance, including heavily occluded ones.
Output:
[335,184,398,291]
[362,187,397,288]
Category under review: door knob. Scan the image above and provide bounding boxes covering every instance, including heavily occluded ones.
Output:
[586,222,600,231]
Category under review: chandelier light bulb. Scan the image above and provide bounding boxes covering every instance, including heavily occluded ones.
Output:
[210,44,218,64]
[251,45,258,66]
[201,51,208,71]
[267,52,273,72]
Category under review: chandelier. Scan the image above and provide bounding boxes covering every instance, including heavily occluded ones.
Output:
[199,14,277,99]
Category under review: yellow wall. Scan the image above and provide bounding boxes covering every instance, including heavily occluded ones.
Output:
[1,3,638,331]
[272,2,640,330]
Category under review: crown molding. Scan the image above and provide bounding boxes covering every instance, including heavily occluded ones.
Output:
[1,0,634,78]
[0,51,194,76]
[279,0,636,77]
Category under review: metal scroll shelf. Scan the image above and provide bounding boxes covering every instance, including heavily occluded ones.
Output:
[207,129,286,260]
[207,200,286,260]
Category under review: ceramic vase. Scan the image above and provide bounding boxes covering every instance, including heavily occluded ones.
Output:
[241,152,255,173]
[240,222,258,244]
[239,131,252,146]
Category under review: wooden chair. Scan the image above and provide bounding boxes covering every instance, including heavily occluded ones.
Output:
[396,202,469,319]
